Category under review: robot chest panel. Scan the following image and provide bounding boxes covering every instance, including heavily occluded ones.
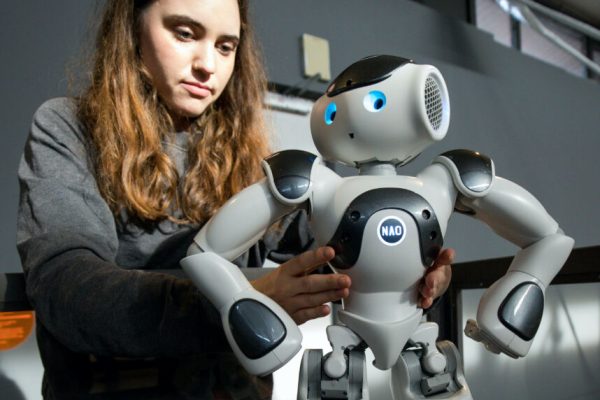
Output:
[326,188,443,270]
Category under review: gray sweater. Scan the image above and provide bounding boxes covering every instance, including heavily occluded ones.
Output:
[17,98,313,399]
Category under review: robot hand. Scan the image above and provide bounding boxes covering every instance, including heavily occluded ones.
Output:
[465,233,573,358]
[465,271,541,358]
[181,252,303,376]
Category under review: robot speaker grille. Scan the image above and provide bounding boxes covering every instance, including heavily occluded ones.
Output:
[424,76,443,131]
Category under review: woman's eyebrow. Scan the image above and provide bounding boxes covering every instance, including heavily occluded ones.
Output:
[164,14,204,30]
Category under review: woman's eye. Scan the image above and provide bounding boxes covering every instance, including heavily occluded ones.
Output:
[174,28,194,41]
[217,42,237,55]
[363,90,387,112]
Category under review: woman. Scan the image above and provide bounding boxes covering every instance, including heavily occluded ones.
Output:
[17,0,452,398]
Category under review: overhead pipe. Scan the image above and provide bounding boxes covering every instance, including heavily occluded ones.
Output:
[506,0,600,76]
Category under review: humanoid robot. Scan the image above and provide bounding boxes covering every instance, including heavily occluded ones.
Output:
[180,55,574,399]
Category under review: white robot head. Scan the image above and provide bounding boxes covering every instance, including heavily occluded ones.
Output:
[310,55,450,167]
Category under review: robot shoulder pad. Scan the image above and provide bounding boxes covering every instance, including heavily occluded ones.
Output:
[434,149,495,198]
[261,149,319,205]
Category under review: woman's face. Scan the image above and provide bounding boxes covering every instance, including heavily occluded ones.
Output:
[139,0,240,127]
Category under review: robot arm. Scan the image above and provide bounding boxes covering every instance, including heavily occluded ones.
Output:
[187,179,294,259]
[181,150,321,376]
[436,150,574,358]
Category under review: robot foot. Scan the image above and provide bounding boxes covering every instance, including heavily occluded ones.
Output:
[391,340,472,399]
[297,348,369,400]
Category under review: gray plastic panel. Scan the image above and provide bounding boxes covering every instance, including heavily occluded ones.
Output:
[229,299,286,360]
[499,282,544,341]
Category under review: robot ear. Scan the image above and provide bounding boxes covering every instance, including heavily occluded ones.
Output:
[421,70,450,140]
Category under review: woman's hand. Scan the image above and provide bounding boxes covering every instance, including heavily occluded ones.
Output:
[418,248,454,309]
[251,246,351,325]
[252,246,453,324]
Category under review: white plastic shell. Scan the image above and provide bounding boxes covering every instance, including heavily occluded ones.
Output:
[310,63,450,166]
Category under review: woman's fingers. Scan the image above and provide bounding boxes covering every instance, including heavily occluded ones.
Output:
[279,273,351,323]
[252,246,351,322]
[418,297,433,309]
[291,304,332,325]
[260,245,452,318]
[297,272,351,295]
[283,287,349,313]
[280,246,335,277]
[431,248,455,270]
[426,263,452,295]
[420,264,451,299]
[418,248,454,308]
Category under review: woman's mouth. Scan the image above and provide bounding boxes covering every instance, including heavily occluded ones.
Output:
[181,82,212,98]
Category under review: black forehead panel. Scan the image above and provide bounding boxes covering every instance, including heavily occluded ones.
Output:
[327,55,413,97]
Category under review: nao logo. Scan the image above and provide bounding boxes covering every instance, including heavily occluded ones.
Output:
[377,216,406,246]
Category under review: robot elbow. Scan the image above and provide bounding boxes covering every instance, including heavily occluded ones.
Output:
[186,241,205,257]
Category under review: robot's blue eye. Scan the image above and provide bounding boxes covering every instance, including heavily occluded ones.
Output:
[363,91,387,112]
[324,102,337,125]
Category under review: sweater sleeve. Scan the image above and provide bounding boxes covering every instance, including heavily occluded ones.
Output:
[263,209,316,264]
[17,98,227,357]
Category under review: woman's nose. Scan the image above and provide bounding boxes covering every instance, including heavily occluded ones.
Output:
[192,43,216,75]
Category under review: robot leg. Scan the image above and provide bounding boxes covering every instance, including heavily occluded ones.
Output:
[297,325,369,400]
[391,322,472,399]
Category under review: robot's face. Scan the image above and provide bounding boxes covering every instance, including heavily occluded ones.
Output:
[310,55,450,167]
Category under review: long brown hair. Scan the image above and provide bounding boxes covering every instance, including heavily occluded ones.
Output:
[77,0,270,224]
